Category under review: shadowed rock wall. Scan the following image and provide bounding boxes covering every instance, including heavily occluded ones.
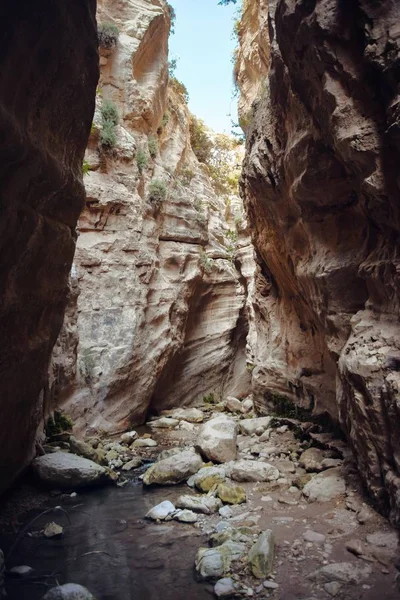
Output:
[0,0,98,493]
[239,0,400,521]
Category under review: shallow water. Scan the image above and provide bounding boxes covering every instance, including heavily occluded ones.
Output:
[1,479,210,600]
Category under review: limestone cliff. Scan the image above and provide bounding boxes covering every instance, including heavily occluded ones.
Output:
[0,0,98,493]
[51,0,253,434]
[238,0,400,522]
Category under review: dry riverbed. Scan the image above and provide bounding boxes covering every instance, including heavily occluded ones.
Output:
[0,398,399,599]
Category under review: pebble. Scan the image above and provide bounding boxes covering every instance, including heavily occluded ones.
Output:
[324,581,341,596]
[9,566,34,578]
[263,580,279,589]
[44,522,63,539]
[303,530,326,544]
[219,505,233,519]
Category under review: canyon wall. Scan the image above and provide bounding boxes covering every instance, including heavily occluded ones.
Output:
[0,0,98,493]
[238,0,400,522]
[51,0,253,435]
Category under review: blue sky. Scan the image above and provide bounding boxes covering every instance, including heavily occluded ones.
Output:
[169,0,239,133]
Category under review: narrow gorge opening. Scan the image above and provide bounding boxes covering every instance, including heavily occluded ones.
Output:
[0,1,399,599]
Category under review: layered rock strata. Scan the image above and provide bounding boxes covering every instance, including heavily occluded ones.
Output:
[0,0,98,493]
[51,0,254,434]
[238,0,400,521]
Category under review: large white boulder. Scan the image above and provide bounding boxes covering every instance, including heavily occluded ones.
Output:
[196,416,237,463]
[32,453,114,489]
[142,450,204,485]
[238,417,271,436]
[230,459,279,482]
[42,583,96,599]
[303,468,346,502]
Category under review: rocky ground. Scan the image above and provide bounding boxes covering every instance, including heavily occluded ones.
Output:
[0,398,399,599]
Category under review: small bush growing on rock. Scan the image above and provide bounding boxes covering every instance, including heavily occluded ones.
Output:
[100,100,119,150]
[100,121,117,149]
[148,136,159,158]
[101,100,119,126]
[98,23,120,50]
[190,116,212,164]
[203,393,216,404]
[148,179,167,207]
[45,411,73,439]
[199,250,214,274]
[82,159,91,176]
[169,77,189,103]
[136,149,148,174]
[180,167,195,185]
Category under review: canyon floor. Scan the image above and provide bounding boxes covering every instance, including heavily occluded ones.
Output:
[0,400,399,600]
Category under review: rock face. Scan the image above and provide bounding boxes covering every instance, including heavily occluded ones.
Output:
[51,0,254,435]
[0,0,98,493]
[238,0,400,521]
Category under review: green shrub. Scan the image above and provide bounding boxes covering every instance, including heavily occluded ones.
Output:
[169,77,189,103]
[100,121,117,148]
[98,23,120,50]
[148,135,159,158]
[82,159,91,176]
[101,100,119,126]
[199,250,213,273]
[203,393,216,404]
[100,100,119,150]
[136,149,148,174]
[148,179,167,207]
[180,167,195,185]
[167,3,176,34]
[226,229,238,244]
[45,411,73,438]
[189,116,212,163]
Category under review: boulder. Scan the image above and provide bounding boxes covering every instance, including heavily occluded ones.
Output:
[121,458,142,471]
[142,450,204,486]
[195,540,246,580]
[163,408,204,423]
[42,584,96,599]
[149,417,179,429]
[241,398,254,413]
[173,509,198,523]
[239,417,271,436]
[176,494,222,514]
[69,436,104,465]
[132,438,158,448]
[217,483,246,505]
[120,431,137,444]
[311,562,372,585]
[146,500,176,521]
[9,565,34,578]
[299,448,325,472]
[225,397,243,413]
[214,577,236,597]
[192,466,227,492]
[303,468,346,502]
[44,522,63,539]
[32,452,114,489]
[196,416,237,463]
[248,530,275,578]
[230,460,279,483]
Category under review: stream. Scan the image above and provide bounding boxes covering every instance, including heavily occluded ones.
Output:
[0,477,210,600]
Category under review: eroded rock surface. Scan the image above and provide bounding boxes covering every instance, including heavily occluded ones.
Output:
[50,0,254,437]
[238,0,400,521]
[0,0,98,494]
